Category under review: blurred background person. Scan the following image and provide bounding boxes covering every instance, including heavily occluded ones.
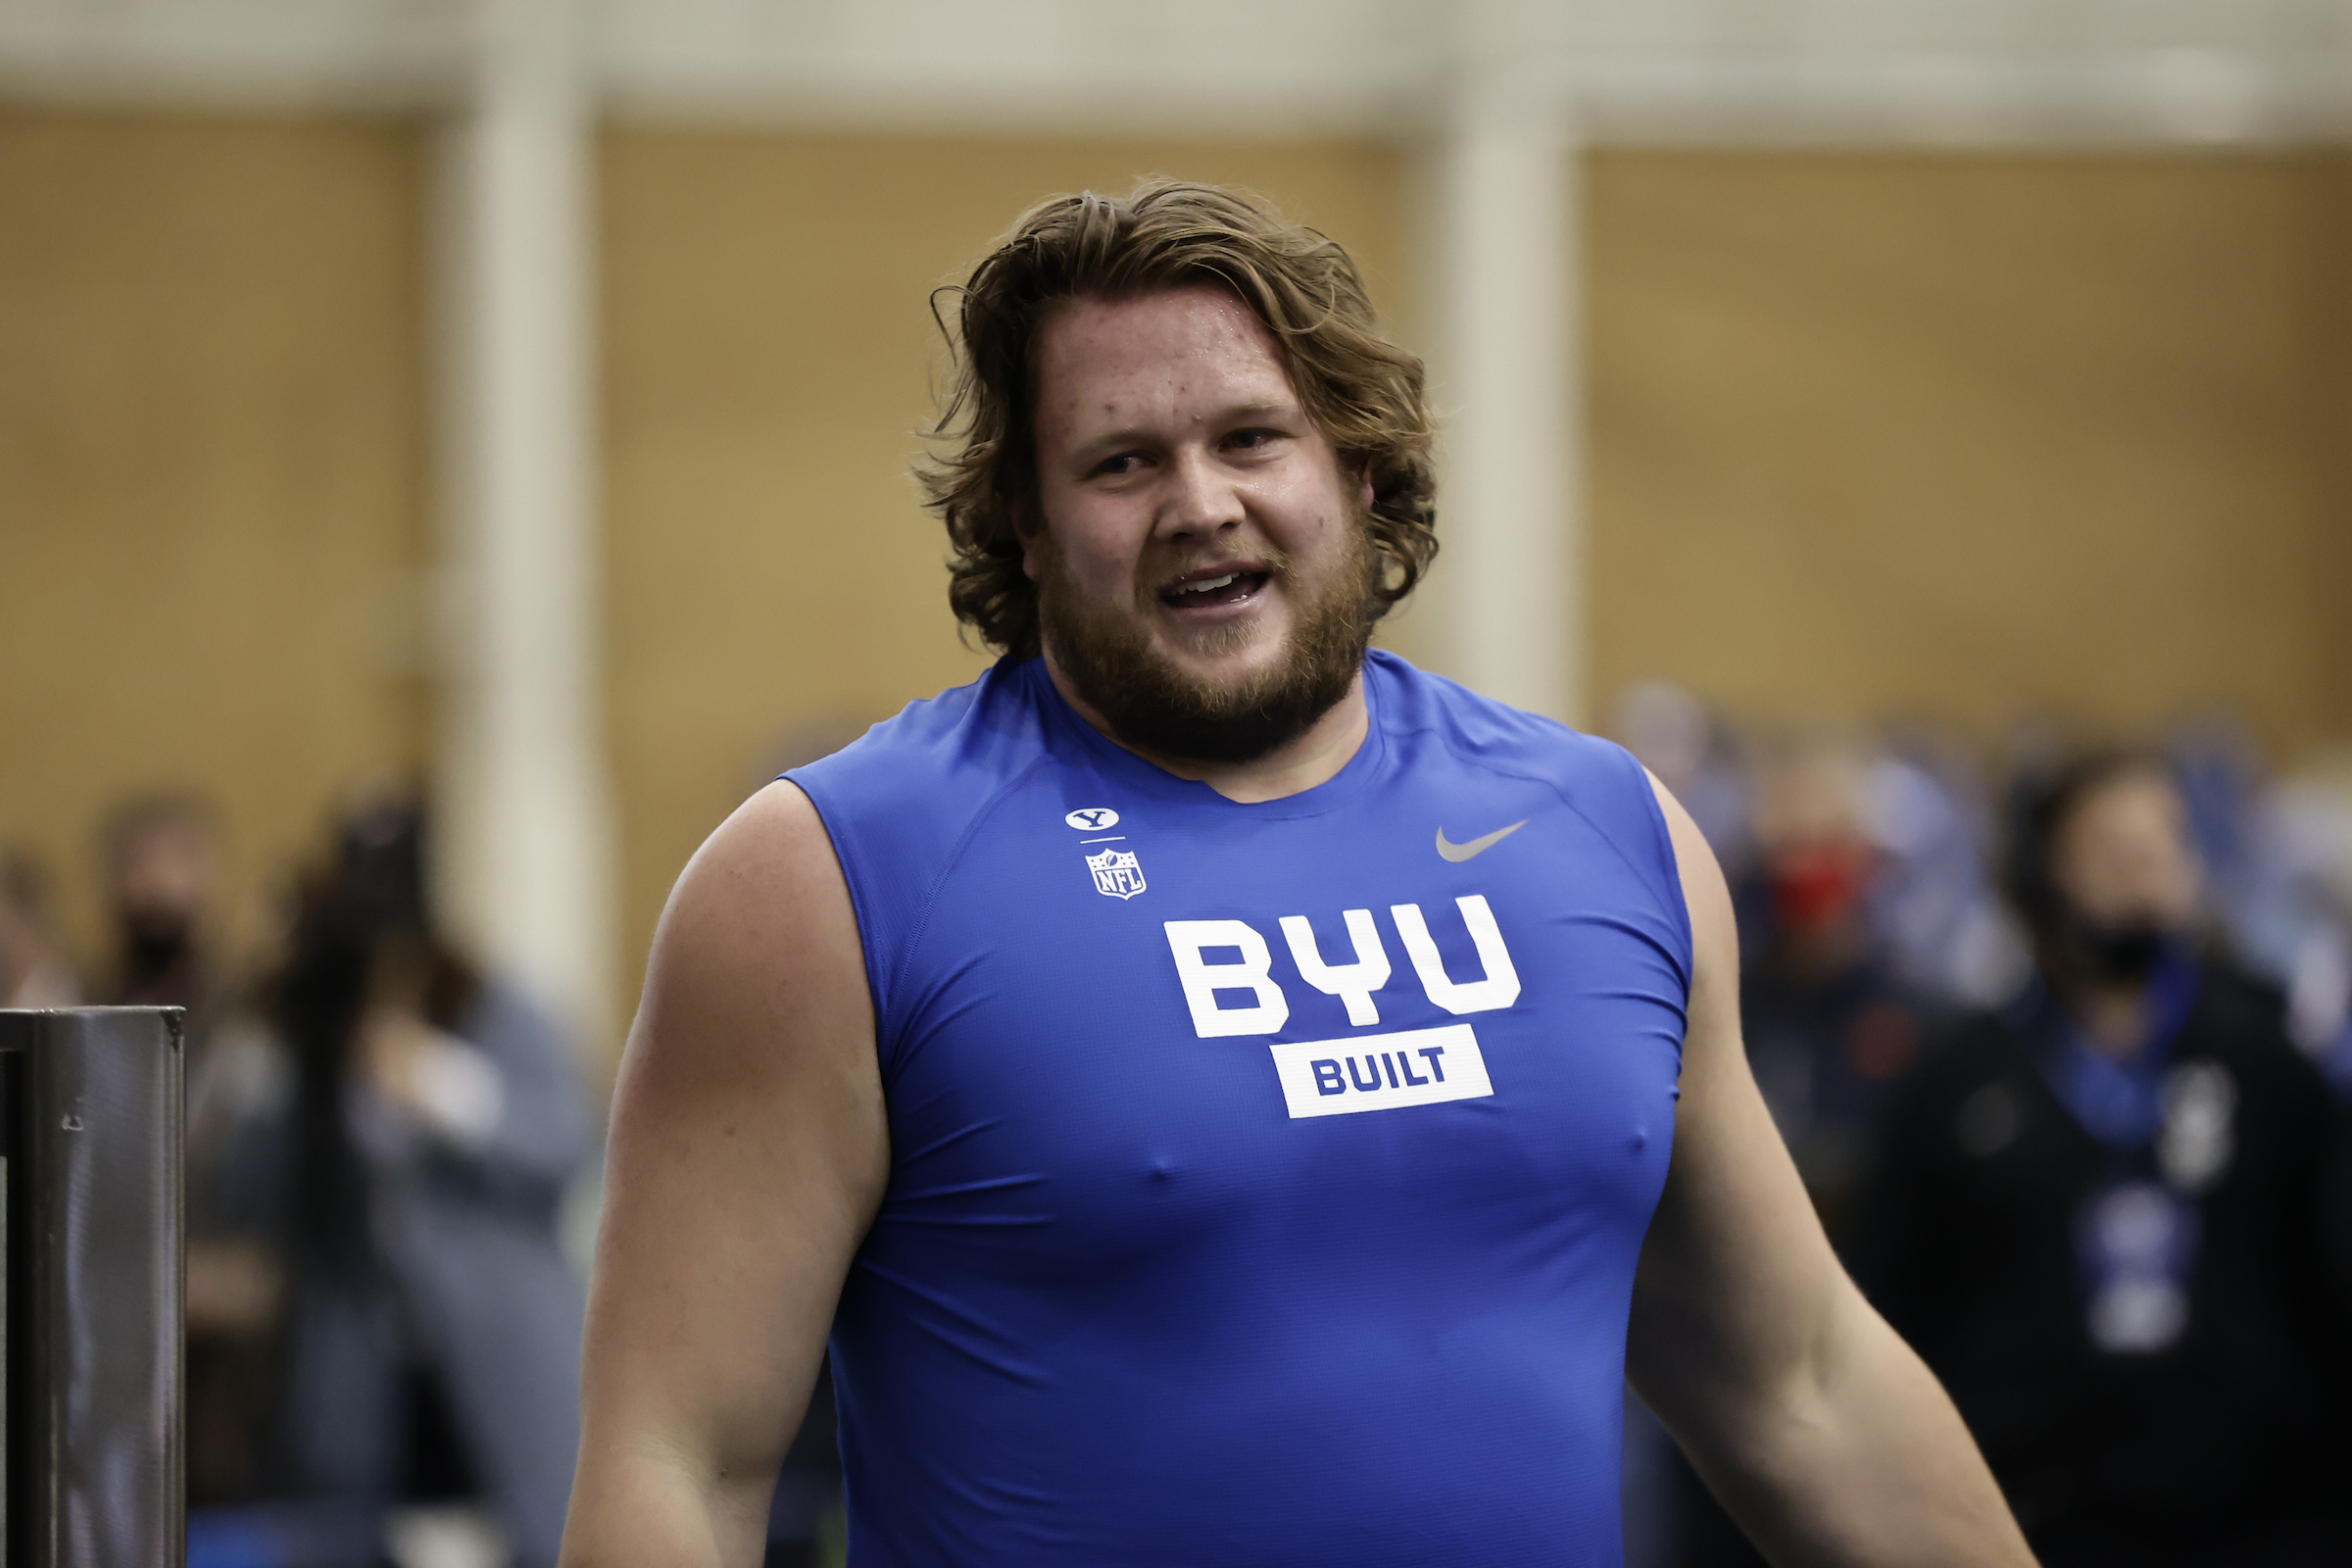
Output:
[1738,735,1946,1246]
[1850,751,2351,1566]
[1661,730,1962,1568]
[206,799,593,1568]
[2167,727,2352,1096]
[99,791,228,1011]
[91,791,295,1509]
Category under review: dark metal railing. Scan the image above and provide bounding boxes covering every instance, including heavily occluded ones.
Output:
[0,1007,184,1568]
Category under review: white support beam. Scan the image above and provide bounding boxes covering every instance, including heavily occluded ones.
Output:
[431,0,615,1051]
[1426,85,1585,725]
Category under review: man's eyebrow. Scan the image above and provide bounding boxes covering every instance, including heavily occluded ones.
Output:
[1073,424,1153,456]
[1070,400,1298,453]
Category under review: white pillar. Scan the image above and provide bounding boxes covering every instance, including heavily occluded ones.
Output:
[432,0,614,1051]
[1427,86,1585,726]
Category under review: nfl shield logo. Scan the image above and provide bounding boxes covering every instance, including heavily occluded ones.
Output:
[1085,847,1147,900]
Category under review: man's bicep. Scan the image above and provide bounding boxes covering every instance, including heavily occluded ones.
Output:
[1627,773,1845,1439]
[577,782,887,1517]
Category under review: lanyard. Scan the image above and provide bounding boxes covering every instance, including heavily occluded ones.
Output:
[2032,946,2203,1152]
[2011,947,2212,1353]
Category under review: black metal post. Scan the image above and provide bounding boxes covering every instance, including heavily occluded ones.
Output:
[0,1007,185,1568]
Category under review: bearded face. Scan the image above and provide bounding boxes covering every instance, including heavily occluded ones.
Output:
[1032,512,1375,764]
[1024,285,1378,767]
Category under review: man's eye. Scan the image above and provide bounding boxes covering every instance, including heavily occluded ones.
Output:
[1094,453,1144,476]
[1227,428,1282,451]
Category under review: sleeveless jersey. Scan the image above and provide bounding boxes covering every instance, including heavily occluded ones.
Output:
[788,651,1690,1567]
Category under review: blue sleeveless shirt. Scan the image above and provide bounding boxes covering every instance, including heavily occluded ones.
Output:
[788,652,1690,1566]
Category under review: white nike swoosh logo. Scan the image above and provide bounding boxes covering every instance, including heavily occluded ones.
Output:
[1434,819,1529,862]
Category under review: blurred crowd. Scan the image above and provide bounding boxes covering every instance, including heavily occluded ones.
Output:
[1614,683,2352,1568]
[1,795,596,1568]
[0,790,848,1568]
[9,686,2352,1568]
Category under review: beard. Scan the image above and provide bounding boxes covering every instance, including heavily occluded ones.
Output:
[1034,520,1376,766]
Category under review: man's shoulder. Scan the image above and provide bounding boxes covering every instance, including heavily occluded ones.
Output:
[1369,652,1682,933]
[784,659,1059,903]
[792,660,1053,815]
[1369,650,1645,793]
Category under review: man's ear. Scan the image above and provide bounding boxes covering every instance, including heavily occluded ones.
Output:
[1354,464,1376,515]
[1015,512,1043,581]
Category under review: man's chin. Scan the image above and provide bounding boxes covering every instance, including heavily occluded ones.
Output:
[1146,643,1288,703]
[1146,612,1289,677]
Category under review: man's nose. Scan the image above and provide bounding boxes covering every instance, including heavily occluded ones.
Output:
[1158,446,1244,537]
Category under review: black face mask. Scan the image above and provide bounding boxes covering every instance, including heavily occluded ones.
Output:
[121,915,192,983]
[2063,913,2170,986]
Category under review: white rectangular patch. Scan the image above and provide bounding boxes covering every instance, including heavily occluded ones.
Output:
[1268,1024,1494,1118]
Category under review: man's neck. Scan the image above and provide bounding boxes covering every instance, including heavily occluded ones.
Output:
[1042,655,1369,805]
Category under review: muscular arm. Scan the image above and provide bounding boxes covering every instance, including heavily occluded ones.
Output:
[562,782,888,1568]
[1628,777,2034,1567]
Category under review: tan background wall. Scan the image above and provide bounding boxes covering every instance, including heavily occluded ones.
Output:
[7,117,2347,1018]
[1586,149,2351,755]
[0,108,429,972]
[600,130,1415,997]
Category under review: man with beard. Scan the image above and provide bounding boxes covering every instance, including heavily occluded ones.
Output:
[563,182,2033,1567]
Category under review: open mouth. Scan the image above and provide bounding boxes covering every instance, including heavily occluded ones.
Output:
[1159,566,1271,611]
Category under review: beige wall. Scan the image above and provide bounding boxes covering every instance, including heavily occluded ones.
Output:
[8,116,2348,1020]
[0,109,430,972]
[600,130,1414,995]
[1587,149,2351,755]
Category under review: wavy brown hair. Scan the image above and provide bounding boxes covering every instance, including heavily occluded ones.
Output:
[917,179,1438,659]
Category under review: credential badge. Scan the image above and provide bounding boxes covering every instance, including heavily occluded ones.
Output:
[1086,847,1147,900]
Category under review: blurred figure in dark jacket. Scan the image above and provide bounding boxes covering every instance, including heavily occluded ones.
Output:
[1851,752,2350,1567]
[94,792,287,1507]
[214,799,592,1567]
[1740,738,1944,1247]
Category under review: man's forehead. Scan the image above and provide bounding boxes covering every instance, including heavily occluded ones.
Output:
[1035,285,1295,407]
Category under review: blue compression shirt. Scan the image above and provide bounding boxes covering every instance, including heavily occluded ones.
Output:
[788,651,1691,1566]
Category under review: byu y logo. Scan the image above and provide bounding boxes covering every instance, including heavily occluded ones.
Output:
[1065,808,1120,831]
[1087,848,1147,900]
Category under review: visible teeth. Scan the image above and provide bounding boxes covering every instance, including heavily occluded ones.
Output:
[1179,573,1241,595]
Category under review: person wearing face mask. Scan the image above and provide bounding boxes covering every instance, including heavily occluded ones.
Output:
[1850,751,2352,1566]
[210,799,594,1566]
[100,793,226,1012]
[95,794,292,1506]
[1740,741,1945,1247]
[1667,743,1956,1568]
